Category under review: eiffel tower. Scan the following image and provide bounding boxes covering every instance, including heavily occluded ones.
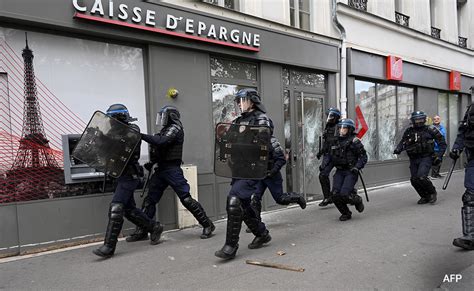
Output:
[6,33,63,202]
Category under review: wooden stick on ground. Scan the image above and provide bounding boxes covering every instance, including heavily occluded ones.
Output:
[245,260,305,272]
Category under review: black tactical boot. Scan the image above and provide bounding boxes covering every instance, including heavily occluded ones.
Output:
[428,192,437,204]
[417,197,430,204]
[124,208,162,245]
[319,198,332,207]
[126,227,148,242]
[93,203,124,258]
[215,196,242,260]
[181,196,215,239]
[150,222,164,245]
[352,194,364,213]
[339,212,352,221]
[279,192,307,209]
[248,230,272,249]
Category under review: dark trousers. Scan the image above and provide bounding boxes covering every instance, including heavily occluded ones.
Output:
[465,159,474,191]
[144,167,191,218]
[253,172,284,203]
[331,169,359,215]
[111,176,141,211]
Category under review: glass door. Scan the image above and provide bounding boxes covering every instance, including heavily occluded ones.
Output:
[284,90,324,201]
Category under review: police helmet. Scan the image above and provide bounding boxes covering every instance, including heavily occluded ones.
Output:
[326,107,341,124]
[157,105,181,128]
[106,104,136,123]
[338,118,356,136]
[410,111,427,128]
[234,88,266,113]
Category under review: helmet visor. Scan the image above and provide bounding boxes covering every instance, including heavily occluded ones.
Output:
[327,112,340,123]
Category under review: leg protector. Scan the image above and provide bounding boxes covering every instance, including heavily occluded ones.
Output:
[453,190,474,250]
[319,174,332,200]
[277,192,307,209]
[93,203,124,258]
[332,193,352,220]
[181,196,215,239]
[125,227,148,243]
[215,196,242,259]
[246,194,262,233]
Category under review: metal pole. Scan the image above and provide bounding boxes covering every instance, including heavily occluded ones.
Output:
[300,92,306,199]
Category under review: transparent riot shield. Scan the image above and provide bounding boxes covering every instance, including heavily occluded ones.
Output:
[72,111,141,178]
[214,122,271,179]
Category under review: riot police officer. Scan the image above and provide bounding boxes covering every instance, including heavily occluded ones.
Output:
[317,108,341,207]
[329,119,367,221]
[93,104,163,258]
[393,111,447,204]
[247,122,306,233]
[139,105,215,240]
[451,103,474,250]
[215,88,272,260]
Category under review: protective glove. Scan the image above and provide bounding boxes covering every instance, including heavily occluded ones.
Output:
[393,149,401,155]
[432,155,442,166]
[449,149,460,160]
[144,162,155,172]
[350,167,359,175]
[316,151,322,160]
[266,169,279,178]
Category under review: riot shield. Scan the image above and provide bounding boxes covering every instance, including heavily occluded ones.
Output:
[72,111,141,178]
[214,122,271,179]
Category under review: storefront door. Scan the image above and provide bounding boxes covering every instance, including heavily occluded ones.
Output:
[284,90,324,201]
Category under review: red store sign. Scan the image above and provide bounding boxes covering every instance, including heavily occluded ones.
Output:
[386,55,403,81]
[449,70,461,91]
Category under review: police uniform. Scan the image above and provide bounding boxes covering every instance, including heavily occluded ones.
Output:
[215,88,272,260]
[141,106,215,240]
[318,109,341,207]
[329,119,368,221]
[452,104,474,250]
[394,111,447,204]
[93,104,162,258]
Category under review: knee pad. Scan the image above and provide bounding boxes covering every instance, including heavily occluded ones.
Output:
[227,196,242,215]
[463,190,474,207]
[331,193,343,203]
[109,203,124,221]
[180,196,195,207]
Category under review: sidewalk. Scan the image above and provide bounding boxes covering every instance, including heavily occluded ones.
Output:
[1,172,473,290]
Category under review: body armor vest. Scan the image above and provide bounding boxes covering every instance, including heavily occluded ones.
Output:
[150,124,183,165]
[122,123,142,177]
[464,105,474,149]
[330,136,358,169]
[322,124,337,154]
[404,127,435,157]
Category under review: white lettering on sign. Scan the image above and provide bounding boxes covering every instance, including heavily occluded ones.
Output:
[72,0,261,50]
[443,274,462,283]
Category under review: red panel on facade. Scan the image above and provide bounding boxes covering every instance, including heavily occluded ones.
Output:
[449,70,461,91]
[386,55,403,81]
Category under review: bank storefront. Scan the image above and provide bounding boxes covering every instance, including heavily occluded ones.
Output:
[346,49,473,186]
[0,0,340,255]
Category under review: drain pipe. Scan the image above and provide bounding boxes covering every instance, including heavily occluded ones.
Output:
[331,0,347,117]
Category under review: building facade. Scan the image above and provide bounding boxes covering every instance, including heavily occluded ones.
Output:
[0,0,472,255]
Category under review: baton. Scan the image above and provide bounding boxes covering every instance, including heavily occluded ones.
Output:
[442,158,458,190]
[141,168,153,198]
[358,170,369,202]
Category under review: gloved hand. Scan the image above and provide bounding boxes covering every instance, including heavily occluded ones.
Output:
[350,168,359,175]
[266,169,279,178]
[432,155,442,166]
[144,162,155,172]
[393,149,401,155]
[449,149,460,160]
[316,151,322,160]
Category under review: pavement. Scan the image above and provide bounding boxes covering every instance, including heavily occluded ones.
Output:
[0,171,473,290]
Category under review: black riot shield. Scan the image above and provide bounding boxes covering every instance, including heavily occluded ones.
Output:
[72,111,141,178]
[214,122,271,179]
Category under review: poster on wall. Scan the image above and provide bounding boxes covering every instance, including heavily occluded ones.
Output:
[0,27,147,202]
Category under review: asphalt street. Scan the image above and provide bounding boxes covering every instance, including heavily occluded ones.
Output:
[1,171,473,290]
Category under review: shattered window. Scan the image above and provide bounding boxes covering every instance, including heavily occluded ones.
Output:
[210,58,257,81]
[355,80,414,162]
[355,81,377,161]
